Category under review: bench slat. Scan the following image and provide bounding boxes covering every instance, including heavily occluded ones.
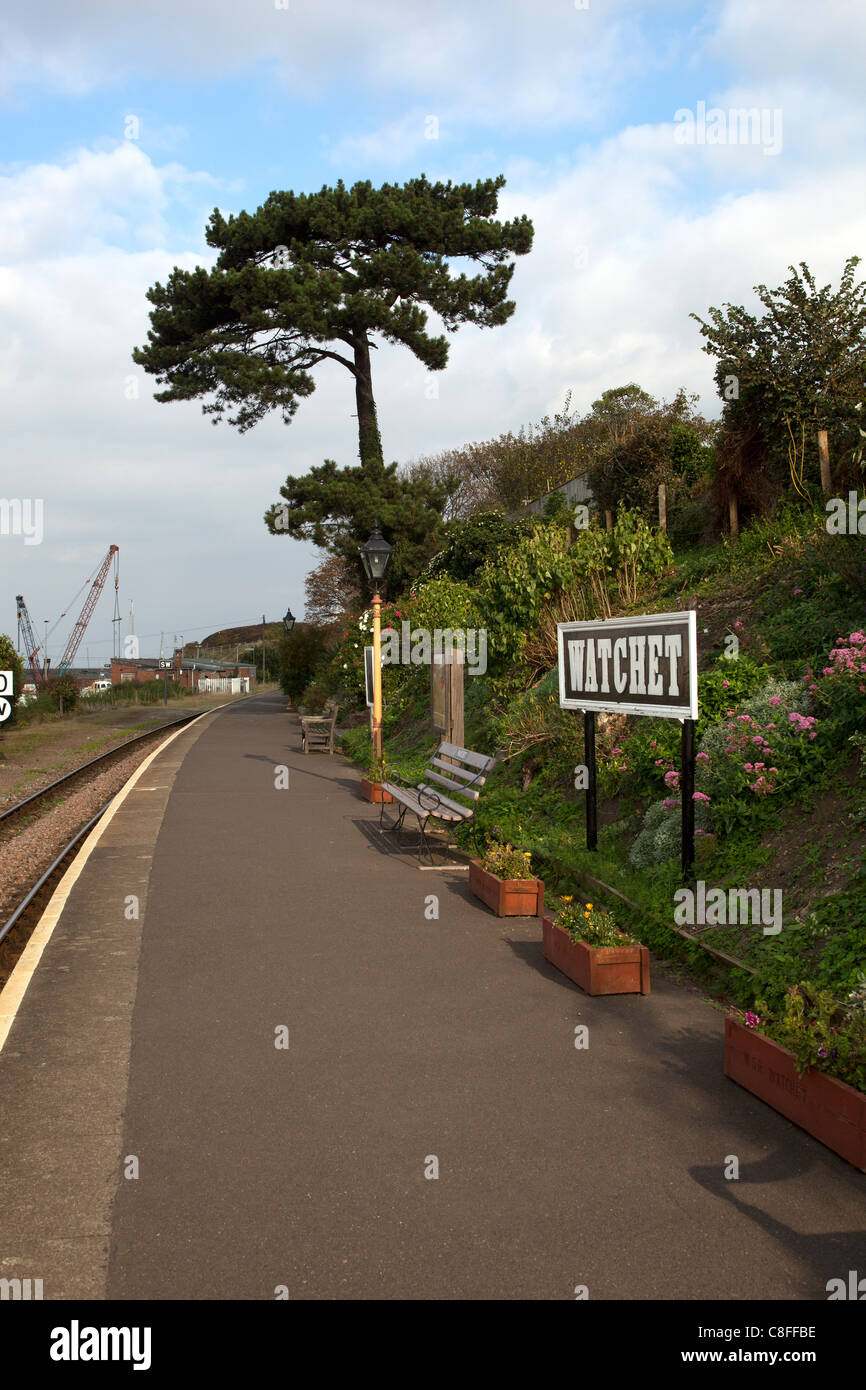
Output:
[417,784,476,818]
[438,741,494,771]
[382,783,467,822]
[429,757,485,784]
[424,769,480,801]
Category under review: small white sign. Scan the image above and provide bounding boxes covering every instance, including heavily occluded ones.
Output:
[0,670,12,721]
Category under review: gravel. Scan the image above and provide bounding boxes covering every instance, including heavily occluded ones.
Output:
[0,744,161,926]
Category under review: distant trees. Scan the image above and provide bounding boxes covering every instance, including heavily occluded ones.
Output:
[584,388,715,529]
[407,393,591,517]
[279,626,329,704]
[693,258,866,512]
[304,554,359,626]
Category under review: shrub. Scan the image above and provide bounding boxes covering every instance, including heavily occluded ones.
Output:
[746,983,866,1094]
[279,626,328,703]
[629,795,711,870]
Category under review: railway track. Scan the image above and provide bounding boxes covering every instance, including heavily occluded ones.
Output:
[0,712,201,991]
[0,713,200,841]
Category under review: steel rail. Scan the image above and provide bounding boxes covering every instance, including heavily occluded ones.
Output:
[0,800,114,947]
[0,713,200,827]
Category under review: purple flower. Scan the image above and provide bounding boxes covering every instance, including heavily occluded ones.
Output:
[744,1011,761,1029]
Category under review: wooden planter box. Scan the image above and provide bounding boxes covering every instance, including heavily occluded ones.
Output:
[468,860,544,918]
[724,1018,866,1172]
[360,779,393,804]
[542,915,650,996]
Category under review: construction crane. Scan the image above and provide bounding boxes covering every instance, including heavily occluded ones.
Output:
[16,594,44,683]
[56,545,119,676]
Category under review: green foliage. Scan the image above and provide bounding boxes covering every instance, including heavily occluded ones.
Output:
[266,458,449,595]
[42,673,81,711]
[696,652,770,733]
[134,174,533,462]
[693,257,866,498]
[629,796,712,870]
[584,389,714,520]
[748,984,866,1093]
[279,626,328,702]
[408,574,484,634]
[476,520,573,667]
[426,512,533,582]
[480,835,536,880]
[554,896,631,947]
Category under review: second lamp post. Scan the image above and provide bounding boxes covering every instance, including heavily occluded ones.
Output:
[360,522,393,762]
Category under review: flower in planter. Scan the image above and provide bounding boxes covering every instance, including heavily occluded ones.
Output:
[746,985,866,1093]
[480,836,536,881]
[554,897,632,948]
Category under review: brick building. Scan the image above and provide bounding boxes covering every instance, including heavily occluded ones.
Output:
[109,657,256,691]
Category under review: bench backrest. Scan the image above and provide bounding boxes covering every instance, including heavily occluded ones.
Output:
[421,741,496,805]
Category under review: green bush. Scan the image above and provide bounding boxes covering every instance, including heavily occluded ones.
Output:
[629,795,711,870]
[279,626,328,703]
[748,984,866,1094]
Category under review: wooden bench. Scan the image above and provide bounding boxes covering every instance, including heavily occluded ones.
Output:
[300,701,339,754]
[379,741,496,864]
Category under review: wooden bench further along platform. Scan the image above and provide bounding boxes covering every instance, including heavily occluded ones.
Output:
[300,701,339,754]
[379,740,496,864]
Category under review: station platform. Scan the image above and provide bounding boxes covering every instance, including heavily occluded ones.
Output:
[0,691,862,1300]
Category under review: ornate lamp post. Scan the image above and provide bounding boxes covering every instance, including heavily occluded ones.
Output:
[360,522,393,762]
[282,608,296,635]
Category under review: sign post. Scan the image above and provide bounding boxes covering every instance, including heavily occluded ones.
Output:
[431,647,465,755]
[584,710,597,851]
[158,658,172,706]
[558,612,698,863]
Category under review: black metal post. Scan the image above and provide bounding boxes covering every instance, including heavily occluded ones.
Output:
[681,717,696,876]
[584,710,597,851]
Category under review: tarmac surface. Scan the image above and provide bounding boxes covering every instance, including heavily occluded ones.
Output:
[1,691,863,1300]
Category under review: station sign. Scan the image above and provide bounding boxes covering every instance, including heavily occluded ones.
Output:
[558,611,698,722]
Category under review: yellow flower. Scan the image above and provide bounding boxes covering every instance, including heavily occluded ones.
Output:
[585,903,593,910]
[562,895,573,903]
[523,852,531,859]
[584,911,590,918]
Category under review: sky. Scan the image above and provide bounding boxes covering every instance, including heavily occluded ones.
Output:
[1,0,864,663]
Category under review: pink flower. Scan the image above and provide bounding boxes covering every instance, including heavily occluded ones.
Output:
[768,696,781,706]
[696,751,710,762]
[693,791,711,804]
[744,1011,761,1029]
[793,588,803,596]
[744,762,754,772]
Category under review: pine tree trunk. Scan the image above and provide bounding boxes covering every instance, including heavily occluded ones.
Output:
[604,508,613,531]
[353,333,384,472]
[728,493,739,540]
[658,483,667,532]
[817,428,832,498]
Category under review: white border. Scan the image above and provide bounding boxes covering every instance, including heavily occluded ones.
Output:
[557,610,698,721]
